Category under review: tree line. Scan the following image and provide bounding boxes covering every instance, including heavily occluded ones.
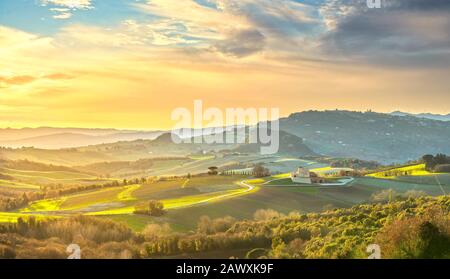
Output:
[1,195,448,259]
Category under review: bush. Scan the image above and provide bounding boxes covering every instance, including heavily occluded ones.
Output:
[253,164,270,178]
[254,209,283,221]
[375,206,450,259]
[134,200,166,216]
[434,164,450,173]
[142,223,172,241]
[371,189,399,203]
[197,216,236,234]
[0,244,15,259]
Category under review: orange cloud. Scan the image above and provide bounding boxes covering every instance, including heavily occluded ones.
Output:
[0,75,36,86]
[0,23,449,130]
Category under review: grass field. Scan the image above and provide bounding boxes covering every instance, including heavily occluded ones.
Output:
[366,163,432,178]
[97,174,450,231]
[21,185,140,213]
[0,167,113,185]
[188,155,216,161]
[0,179,41,190]
[16,175,252,217]
[393,173,450,185]
[264,178,304,186]
[0,212,60,223]
[2,156,449,234]
[364,164,449,193]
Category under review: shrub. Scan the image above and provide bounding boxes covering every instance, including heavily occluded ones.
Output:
[434,164,450,173]
[253,164,270,178]
[142,223,172,241]
[375,206,450,259]
[254,209,283,221]
[0,244,15,259]
[134,200,166,216]
[197,216,236,234]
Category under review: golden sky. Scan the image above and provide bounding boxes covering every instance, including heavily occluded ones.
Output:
[1,0,449,129]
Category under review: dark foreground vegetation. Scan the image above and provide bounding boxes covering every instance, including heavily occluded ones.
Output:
[423,154,450,173]
[0,195,449,259]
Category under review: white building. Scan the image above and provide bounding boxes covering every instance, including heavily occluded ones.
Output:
[291,167,312,184]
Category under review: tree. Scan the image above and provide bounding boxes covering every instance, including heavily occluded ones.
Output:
[134,200,166,216]
[422,154,450,172]
[422,154,434,165]
[208,166,218,175]
[253,164,270,178]
[434,164,450,173]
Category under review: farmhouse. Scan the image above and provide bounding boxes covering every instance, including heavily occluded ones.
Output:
[291,167,312,184]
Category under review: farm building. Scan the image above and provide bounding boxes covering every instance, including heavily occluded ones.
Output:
[310,172,326,184]
[291,167,312,184]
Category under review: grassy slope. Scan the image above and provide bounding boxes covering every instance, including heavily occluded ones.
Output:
[366,163,432,178]
[14,176,250,217]
[0,179,41,190]
[3,156,449,233]
[0,167,113,186]
[103,174,450,231]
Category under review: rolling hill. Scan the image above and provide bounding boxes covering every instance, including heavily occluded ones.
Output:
[0,127,163,149]
[278,110,450,163]
[391,111,450,122]
[0,130,314,166]
[2,110,449,164]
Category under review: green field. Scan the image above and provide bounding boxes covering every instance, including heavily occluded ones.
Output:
[0,179,41,190]
[0,212,59,223]
[2,156,449,234]
[100,174,450,231]
[366,163,432,178]
[264,178,306,186]
[0,167,112,186]
[14,176,253,217]
[21,185,139,213]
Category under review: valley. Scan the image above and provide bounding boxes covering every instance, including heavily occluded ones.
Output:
[1,110,449,259]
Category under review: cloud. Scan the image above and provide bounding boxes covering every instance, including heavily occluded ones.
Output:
[2,1,450,129]
[40,0,94,19]
[215,0,320,36]
[0,75,36,86]
[0,73,73,88]
[40,0,93,9]
[43,73,74,80]
[319,0,450,67]
[53,12,73,19]
[212,29,265,58]
[1,22,449,129]
[133,0,320,59]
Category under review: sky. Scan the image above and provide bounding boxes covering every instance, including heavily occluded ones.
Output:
[0,0,449,129]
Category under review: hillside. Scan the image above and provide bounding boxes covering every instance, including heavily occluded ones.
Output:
[0,130,314,166]
[279,110,450,163]
[391,111,450,122]
[0,128,162,149]
[232,130,316,156]
[1,195,448,259]
[2,110,449,164]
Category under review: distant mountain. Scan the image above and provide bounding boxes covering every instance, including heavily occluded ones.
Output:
[279,110,450,163]
[0,128,163,149]
[390,111,450,122]
[0,127,131,140]
[0,129,314,165]
[231,130,316,156]
[3,110,448,164]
